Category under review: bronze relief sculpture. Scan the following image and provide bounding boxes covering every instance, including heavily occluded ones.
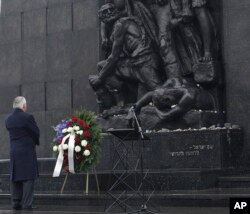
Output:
[89,0,223,130]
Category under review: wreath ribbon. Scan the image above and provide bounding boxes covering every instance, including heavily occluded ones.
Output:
[68,133,76,174]
[53,132,75,177]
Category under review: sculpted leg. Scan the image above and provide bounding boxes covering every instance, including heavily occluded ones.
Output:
[149,3,183,79]
[194,5,214,61]
[137,55,163,91]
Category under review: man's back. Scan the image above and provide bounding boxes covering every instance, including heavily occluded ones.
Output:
[6,97,40,209]
[5,108,40,146]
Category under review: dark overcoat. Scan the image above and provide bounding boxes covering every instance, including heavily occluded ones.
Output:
[5,108,40,182]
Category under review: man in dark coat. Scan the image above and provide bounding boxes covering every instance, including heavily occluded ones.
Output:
[5,96,40,210]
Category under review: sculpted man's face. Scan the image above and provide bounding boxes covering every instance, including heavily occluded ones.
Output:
[98,3,120,23]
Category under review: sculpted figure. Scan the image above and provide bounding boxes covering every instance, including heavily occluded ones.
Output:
[143,0,183,79]
[132,77,215,123]
[175,0,215,61]
[94,0,222,129]
[100,0,159,53]
[101,0,216,73]
[190,0,214,61]
[89,2,162,110]
[100,0,127,53]
[139,0,216,75]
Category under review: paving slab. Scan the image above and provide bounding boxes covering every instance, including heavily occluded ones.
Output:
[0,206,229,214]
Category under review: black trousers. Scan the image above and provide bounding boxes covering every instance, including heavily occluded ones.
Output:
[10,179,34,209]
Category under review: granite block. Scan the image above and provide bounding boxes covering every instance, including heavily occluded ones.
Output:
[226,95,250,116]
[22,0,47,12]
[225,62,250,121]
[0,15,21,44]
[23,8,46,39]
[46,80,72,110]
[22,0,47,11]
[47,0,72,6]
[0,86,19,114]
[22,38,46,83]
[223,0,250,9]
[1,0,22,15]
[73,0,98,31]
[0,42,22,87]
[22,83,45,112]
[225,7,250,65]
[46,32,73,81]
[47,3,72,34]
[71,29,98,78]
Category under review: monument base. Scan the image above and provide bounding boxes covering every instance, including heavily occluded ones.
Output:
[97,106,224,132]
[94,128,243,170]
[0,128,243,193]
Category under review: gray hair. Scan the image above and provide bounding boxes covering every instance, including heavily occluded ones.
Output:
[13,96,27,109]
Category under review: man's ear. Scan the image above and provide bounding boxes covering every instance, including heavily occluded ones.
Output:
[23,104,27,112]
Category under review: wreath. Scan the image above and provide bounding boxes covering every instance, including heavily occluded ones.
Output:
[52,109,102,175]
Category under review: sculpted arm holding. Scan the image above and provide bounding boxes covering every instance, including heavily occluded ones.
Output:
[89,22,126,88]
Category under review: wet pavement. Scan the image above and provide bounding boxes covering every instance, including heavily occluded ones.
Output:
[0,187,240,214]
[0,205,229,214]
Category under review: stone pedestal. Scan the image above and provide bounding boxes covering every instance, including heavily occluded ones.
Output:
[99,128,243,190]
[0,128,243,193]
[96,128,243,170]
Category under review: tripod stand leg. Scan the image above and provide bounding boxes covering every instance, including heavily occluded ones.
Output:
[94,168,100,196]
[60,173,68,194]
[85,171,89,195]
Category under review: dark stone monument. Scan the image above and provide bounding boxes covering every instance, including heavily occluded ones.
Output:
[86,0,244,193]
[89,0,225,132]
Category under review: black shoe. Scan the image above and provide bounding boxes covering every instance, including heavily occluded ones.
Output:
[12,205,22,210]
[23,206,38,210]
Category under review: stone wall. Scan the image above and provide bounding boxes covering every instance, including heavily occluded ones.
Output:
[222,1,250,164]
[0,0,100,158]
